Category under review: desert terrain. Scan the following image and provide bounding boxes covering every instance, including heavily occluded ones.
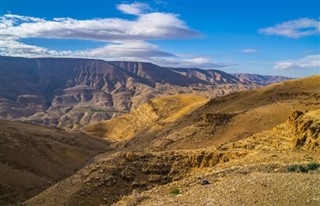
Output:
[1,75,316,206]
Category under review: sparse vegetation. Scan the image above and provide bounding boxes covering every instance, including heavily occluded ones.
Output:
[287,165,299,172]
[170,187,180,195]
[307,162,320,170]
[287,163,320,173]
[298,165,308,173]
[123,190,147,206]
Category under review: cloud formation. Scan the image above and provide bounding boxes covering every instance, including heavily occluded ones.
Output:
[259,18,320,38]
[274,55,320,70]
[241,49,257,53]
[117,2,150,15]
[152,57,232,68]
[1,13,200,42]
[0,3,223,68]
[77,41,175,59]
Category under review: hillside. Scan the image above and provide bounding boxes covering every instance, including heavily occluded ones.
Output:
[24,108,320,206]
[0,56,289,130]
[0,120,111,205]
[23,76,320,206]
[83,75,320,152]
[119,109,320,206]
[83,94,208,141]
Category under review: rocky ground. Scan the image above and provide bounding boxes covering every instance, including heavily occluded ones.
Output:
[1,76,319,206]
[133,171,320,206]
[114,109,320,206]
[24,109,320,206]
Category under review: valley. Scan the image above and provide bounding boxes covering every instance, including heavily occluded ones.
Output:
[1,74,319,205]
[1,0,319,205]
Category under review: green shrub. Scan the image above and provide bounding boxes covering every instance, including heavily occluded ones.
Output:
[170,187,180,195]
[288,163,320,173]
[307,163,319,171]
[298,165,308,173]
[287,165,298,172]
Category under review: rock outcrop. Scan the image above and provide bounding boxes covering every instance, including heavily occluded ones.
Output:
[289,110,320,150]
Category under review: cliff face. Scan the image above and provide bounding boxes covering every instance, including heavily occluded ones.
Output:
[0,56,287,130]
[289,110,320,151]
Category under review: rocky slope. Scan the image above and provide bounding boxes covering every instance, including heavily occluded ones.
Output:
[0,56,289,130]
[23,76,320,206]
[0,120,111,205]
[24,109,320,206]
[83,75,320,152]
[120,109,320,206]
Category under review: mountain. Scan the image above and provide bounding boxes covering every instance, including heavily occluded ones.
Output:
[0,56,289,130]
[22,76,319,206]
[233,73,291,85]
[83,75,320,152]
[0,120,111,205]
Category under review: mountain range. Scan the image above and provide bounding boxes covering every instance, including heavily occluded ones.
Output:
[7,56,320,206]
[0,56,290,130]
[1,75,317,205]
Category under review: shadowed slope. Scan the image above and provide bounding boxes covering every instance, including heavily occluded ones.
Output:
[0,120,111,205]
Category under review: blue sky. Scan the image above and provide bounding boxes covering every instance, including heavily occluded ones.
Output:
[1,0,319,77]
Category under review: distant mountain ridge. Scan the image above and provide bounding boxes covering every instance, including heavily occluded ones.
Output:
[233,73,292,85]
[0,56,290,129]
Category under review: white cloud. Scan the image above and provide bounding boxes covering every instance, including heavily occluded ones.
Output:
[0,7,200,58]
[77,41,175,59]
[0,37,74,57]
[1,12,199,41]
[0,38,174,60]
[117,2,150,15]
[274,55,320,70]
[241,49,257,53]
[0,3,229,69]
[259,18,320,38]
[152,57,232,68]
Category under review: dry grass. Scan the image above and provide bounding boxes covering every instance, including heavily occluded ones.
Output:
[113,190,148,206]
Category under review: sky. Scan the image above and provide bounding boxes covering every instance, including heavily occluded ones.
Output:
[0,0,319,77]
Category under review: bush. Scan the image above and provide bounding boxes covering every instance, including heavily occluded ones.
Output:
[170,187,180,195]
[287,165,298,172]
[307,163,319,171]
[288,163,320,173]
[298,165,308,173]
